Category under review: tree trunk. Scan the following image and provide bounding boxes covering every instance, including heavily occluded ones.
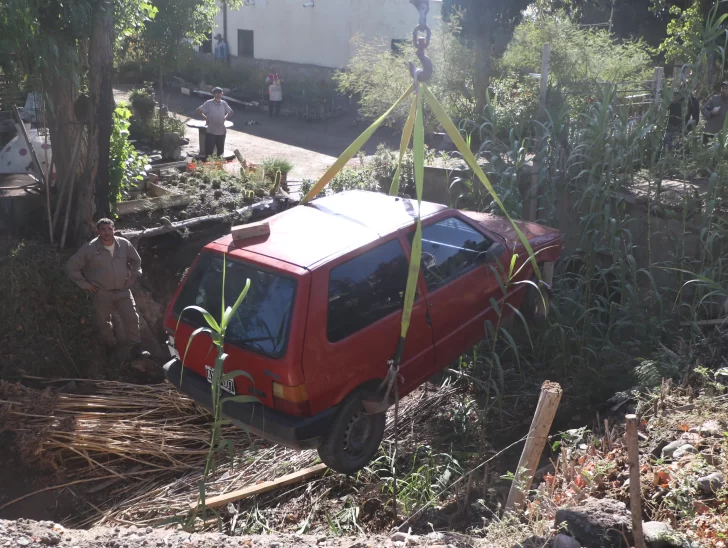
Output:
[43,71,78,201]
[43,64,93,246]
[88,0,115,220]
[474,35,492,116]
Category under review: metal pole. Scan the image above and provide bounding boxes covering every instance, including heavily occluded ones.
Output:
[608,0,615,33]
[539,43,551,111]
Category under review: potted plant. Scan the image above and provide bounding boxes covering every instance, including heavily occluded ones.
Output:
[262,157,294,192]
[129,88,155,120]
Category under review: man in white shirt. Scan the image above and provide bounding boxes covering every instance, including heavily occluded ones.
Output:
[196,87,233,157]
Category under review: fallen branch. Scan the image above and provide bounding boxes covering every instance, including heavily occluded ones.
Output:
[189,464,328,511]
[118,197,291,245]
[119,211,233,244]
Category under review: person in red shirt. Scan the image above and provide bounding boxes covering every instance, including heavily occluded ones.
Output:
[266,67,283,117]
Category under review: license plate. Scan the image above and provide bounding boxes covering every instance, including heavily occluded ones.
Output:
[205,366,236,395]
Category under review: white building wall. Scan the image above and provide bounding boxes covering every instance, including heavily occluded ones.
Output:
[214,0,441,69]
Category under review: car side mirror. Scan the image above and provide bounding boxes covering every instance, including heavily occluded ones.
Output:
[479,242,505,264]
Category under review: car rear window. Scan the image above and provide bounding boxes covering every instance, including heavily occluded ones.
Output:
[173,253,296,358]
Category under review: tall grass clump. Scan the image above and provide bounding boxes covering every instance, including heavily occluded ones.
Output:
[453,3,728,400]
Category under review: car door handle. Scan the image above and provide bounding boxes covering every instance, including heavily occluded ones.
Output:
[425,309,432,326]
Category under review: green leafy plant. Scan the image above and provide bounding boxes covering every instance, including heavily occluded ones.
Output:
[130,107,186,144]
[333,13,476,128]
[261,157,294,175]
[110,103,150,210]
[175,255,258,519]
[502,11,653,85]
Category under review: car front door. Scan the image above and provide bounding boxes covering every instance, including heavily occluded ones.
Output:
[303,237,435,413]
[410,214,503,368]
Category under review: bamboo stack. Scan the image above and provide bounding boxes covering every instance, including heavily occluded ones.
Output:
[0,379,458,529]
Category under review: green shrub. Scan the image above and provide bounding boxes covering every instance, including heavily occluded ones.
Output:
[262,157,294,174]
[110,103,150,209]
[130,108,186,145]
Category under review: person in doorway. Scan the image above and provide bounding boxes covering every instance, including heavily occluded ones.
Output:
[266,67,283,117]
[702,81,728,143]
[196,87,233,158]
[213,33,228,62]
[66,218,150,359]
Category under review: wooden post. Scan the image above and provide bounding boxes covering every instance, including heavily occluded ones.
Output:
[505,381,562,511]
[626,414,647,548]
[653,67,664,105]
[539,44,551,111]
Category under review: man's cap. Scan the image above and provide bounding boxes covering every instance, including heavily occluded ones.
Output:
[212,87,223,94]
[215,33,223,40]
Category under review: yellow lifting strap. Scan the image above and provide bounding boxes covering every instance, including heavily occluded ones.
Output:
[300,83,540,373]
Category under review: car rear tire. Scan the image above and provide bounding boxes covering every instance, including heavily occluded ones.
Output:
[317,389,385,475]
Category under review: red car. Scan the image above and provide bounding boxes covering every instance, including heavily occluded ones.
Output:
[163,190,562,473]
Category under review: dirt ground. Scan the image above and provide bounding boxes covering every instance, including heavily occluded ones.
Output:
[113,86,401,186]
[0,520,472,548]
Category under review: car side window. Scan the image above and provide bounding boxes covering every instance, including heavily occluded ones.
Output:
[411,217,493,291]
[327,239,410,343]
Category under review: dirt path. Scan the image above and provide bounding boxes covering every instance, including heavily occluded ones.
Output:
[113,87,399,185]
[0,519,471,548]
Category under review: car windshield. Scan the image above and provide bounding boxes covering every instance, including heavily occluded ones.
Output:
[173,252,296,358]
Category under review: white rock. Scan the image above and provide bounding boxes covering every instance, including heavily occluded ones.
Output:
[661,439,689,459]
[698,472,724,494]
[672,444,698,459]
[698,420,723,437]
[642,521,683,548]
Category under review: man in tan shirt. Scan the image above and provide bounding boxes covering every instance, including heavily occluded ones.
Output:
[67,218,150,358]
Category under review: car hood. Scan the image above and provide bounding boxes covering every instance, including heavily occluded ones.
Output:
[460,211,562,252]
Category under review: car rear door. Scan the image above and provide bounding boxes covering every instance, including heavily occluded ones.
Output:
[409,214,504,368]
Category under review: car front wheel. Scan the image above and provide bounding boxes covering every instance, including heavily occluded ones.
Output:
[522,277,551,324]
[317,389,385,474]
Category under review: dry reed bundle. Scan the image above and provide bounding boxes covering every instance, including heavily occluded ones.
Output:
[0,378,457,530]
[91,382,459,529]
[0,379,252,475]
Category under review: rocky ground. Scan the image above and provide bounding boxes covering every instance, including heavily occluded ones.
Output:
[0,520,469,548]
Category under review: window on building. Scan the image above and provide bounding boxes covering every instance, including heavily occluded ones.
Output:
[411,217,493,291]
[327,239,410,342]
[391,39,407,55]
[200,33,213,54]
[238,30,254,58]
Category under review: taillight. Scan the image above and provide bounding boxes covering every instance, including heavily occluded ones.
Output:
[272,382,310,417]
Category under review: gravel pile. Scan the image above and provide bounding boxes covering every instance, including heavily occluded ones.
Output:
[0,520,467,548]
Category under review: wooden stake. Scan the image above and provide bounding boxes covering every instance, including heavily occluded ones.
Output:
[53,126,84,232]
[653,67,664,105]
[189,464,327,511]
[626,414,647,548]
[505,381,562,511]
[539,43,551,111]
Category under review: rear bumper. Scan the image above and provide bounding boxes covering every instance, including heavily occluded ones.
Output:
[163,359,334,450]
